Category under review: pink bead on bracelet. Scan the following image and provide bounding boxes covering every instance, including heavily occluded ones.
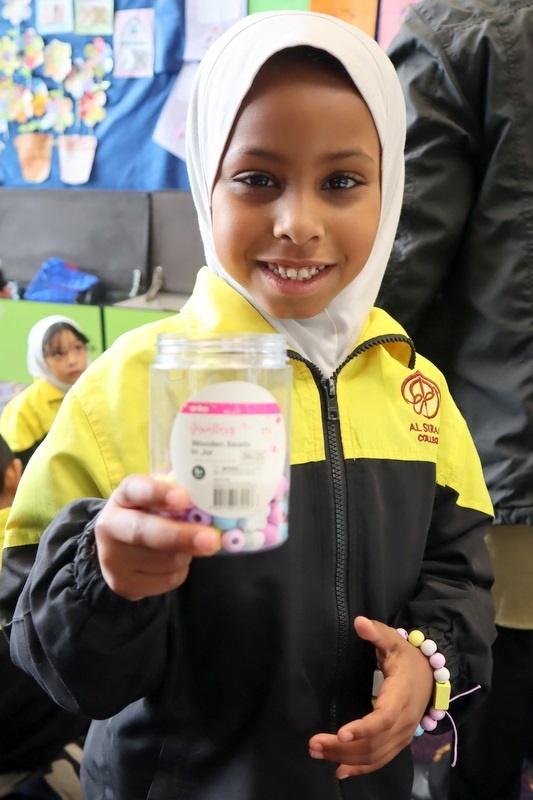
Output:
[396,628,451,736]
[371,628,451,738]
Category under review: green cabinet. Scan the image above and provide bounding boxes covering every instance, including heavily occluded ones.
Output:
[0,299,176,384]
[0,299,104,384]
[101,306,175,349]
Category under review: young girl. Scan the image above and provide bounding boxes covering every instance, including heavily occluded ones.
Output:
[0,12,495,800]
[0,315,89,467]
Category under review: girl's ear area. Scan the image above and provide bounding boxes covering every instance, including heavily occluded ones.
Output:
[6,457,23,494]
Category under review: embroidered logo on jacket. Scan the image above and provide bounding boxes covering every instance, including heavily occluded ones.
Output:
[402,371,441,444]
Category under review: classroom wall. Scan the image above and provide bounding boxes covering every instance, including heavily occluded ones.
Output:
[0,0,419,191]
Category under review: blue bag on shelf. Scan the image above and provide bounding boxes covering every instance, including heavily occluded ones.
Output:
[23,258,103,304]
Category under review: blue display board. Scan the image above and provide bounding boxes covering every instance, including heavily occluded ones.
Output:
[0,0,191,189]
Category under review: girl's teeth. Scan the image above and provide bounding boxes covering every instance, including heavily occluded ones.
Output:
[267,264,324,280]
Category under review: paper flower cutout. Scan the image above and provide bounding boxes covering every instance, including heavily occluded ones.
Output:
[64,58,94,100]
[0,76,16,133]
[9,82,33,123]
[0,34,19,76]
[1,0,31,27]
[83,37,113,80]
[80,88,106,128]
[21,28,45,73]
[44,39,72,84]
[39,89,74,133]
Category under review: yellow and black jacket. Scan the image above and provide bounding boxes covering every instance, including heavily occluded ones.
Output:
[0,268,495,800]
[0,378,65,468]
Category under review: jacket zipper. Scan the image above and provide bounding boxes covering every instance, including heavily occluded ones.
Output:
[288,333,414,798]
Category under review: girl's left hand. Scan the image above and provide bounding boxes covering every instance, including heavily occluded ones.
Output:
[308,615,434,779]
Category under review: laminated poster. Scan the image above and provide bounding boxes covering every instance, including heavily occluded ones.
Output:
[152,60,199,160]
[310,0,378,37]
[377,0,421,51]
[74,0,113,34]
[183,0,246,61]
[36,0,74,34]
[113,8,154,78]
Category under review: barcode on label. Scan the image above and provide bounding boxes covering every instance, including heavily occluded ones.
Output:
[213,486,254,508]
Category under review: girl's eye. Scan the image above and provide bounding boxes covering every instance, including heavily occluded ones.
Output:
[237,172,276,188]
[324,174,359,190]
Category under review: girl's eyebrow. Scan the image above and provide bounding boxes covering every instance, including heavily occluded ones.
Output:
[228,146,378,163]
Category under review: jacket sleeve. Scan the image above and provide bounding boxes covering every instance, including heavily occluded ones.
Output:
[397,375,495,723]
[377,7,481,334]
[6,498,173,720]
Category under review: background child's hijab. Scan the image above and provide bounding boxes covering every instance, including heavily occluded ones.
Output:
[186,10,406,377]
[27,315,86,393]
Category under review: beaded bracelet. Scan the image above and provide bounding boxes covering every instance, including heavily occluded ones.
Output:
[371,627,451,737]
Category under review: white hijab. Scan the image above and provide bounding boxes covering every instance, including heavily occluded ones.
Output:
[185,10,406,377]
[27,315,86,394]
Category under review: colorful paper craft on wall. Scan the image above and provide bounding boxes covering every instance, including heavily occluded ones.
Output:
[0,0,112,186]
[377,0,421,51]
[309,0,378,37]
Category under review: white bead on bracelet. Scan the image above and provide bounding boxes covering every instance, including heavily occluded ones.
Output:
[371,627,452,737]
[396,628,451,735]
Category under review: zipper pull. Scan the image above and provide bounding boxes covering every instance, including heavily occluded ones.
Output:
[323,377,339,421]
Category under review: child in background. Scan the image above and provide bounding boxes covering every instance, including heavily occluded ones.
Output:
[0,12,495,800]
[0,315,89,467]
[0,434,86,800]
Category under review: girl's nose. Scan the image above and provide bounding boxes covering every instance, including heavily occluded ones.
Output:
[272,191,325,245]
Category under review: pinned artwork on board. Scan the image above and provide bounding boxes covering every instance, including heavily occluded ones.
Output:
[152,60,197,161]
[35,0,74,35]
[113,8,154,78]
[182,0,246,62]
[309,0,378,37]
[376,0,421,51]
[73,0,113,36]
[0,11,112,185]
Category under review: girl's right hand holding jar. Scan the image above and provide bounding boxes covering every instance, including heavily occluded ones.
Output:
[94,474,221,602]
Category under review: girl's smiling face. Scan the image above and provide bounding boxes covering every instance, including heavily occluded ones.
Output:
[211,52,382,319]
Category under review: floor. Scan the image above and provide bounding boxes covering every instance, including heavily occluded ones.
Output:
[411,732,533,800]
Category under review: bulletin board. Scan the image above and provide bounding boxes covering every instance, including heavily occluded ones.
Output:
[0,0,419,191]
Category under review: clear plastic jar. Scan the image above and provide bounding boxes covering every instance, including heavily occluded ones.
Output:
[150,332,291,554]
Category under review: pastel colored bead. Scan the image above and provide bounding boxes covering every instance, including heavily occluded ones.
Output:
[267,501,285,525]
[408,630,425,648]
[262,522,281,547]
[278,521,289,541]
[273,474,289,500]
[221,528,246,553]
[279,500,289,519]
[212,515,240,531]
[432,680,451,711]
[429,652,446,670]
[429,707,446,721]
[187,507,213,526]
[421,715,438,732]
[433,667,450,683]
[414,724,425,737]
[396,628,409,639]
[420,639,438,657]
[243,530,266,551]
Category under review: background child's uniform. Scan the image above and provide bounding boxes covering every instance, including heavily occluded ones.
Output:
[0,269,495,800]
[0,378,64,467]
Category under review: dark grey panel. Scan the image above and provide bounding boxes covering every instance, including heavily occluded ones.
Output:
[0,188,150,301]
[149,190,205,295]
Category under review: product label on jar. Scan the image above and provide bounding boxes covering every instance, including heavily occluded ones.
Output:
[170,381,287,517]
